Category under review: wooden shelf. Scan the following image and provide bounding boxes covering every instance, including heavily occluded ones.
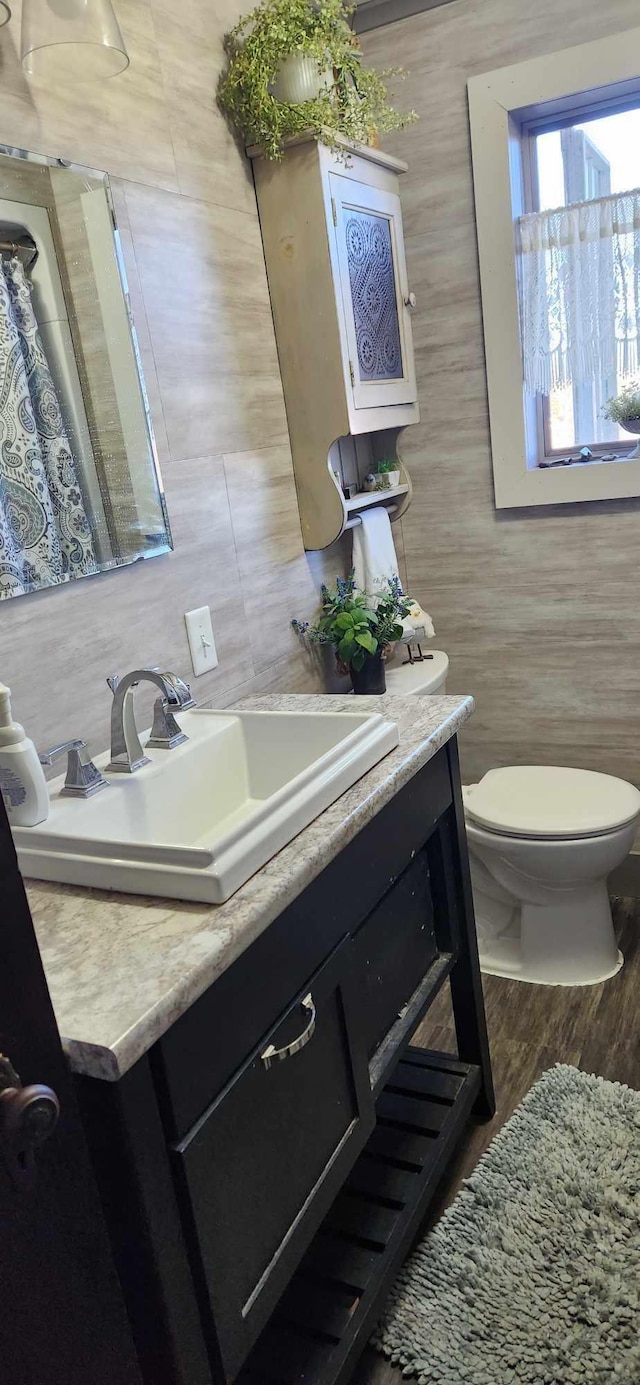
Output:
[345,484,409,515]
[237,1047,481,1385]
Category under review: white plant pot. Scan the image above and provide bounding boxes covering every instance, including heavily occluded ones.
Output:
[378,469,400,489]
[621,416,640,459]
[271,51,333,105]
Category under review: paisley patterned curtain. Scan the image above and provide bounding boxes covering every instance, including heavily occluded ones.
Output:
[0,256,97,598]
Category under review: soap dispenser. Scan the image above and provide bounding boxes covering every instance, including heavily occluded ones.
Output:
[0,683,49,827]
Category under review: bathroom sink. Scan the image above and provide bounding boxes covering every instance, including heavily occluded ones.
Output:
[14,708,399,903]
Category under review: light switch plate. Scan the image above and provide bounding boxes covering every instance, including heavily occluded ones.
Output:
[184,606,218,677]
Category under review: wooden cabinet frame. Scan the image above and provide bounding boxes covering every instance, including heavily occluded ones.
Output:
[250,135,419,549]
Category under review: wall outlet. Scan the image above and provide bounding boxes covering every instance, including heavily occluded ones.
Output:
[184,606,218,677]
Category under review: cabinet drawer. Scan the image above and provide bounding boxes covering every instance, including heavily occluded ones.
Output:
[352,846,438,1059]
[170,938,374,1382]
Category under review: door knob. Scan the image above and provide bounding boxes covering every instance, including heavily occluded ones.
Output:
[0,1053,60,1190]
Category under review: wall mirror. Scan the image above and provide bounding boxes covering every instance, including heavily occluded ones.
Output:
[0,144,171,600]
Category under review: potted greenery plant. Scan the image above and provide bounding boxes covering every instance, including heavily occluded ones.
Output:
[603,380,640,457]
[376,458,401,489]
[293,571,410,694]
[218,0,416,162]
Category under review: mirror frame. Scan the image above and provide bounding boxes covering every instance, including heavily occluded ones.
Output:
[0,140,172,586]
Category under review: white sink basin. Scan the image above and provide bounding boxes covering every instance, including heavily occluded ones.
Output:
[14,708,399,903]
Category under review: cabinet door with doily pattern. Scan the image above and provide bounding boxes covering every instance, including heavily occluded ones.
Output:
[329,172,417,410]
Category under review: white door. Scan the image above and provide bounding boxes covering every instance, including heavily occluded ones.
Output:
[329,173,417,410]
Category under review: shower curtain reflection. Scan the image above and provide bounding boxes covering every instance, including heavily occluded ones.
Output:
[0,255,97,598]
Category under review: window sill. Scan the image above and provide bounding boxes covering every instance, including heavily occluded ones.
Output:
[537,450,635,470]
[497,452,640,508]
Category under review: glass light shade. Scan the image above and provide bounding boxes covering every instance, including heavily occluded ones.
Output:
[21,0,129,80]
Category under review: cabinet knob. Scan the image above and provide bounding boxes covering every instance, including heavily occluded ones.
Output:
[0,1053,60,1190]
[404,292,417,310]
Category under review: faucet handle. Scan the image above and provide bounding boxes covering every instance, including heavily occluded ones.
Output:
[162,672,196,709]
[39,739,109,799]
[106,674,120,696]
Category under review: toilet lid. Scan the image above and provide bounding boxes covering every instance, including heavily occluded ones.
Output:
[464,765,640,839]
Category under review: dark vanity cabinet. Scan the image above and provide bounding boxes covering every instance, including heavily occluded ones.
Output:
[171,938,373,1379]
[75,739,493,1385]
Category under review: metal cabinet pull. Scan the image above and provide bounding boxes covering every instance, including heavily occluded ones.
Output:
[404,291,417,309]
[261,993,316,1071]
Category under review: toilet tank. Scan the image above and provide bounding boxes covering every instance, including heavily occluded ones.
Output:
[384,651,449,696]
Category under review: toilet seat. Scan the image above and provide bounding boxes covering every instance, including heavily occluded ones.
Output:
[464,765,640,841]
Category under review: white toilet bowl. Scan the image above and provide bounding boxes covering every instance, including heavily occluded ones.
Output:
[463,766,640,986]
[350,646,640,986]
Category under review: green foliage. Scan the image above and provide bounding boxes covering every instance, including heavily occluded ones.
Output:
[376,458,398,473]
[292,570,410,671]
[603,380,640,425]
[218,0,417,162]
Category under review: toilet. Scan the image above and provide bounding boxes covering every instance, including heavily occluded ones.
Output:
[464,766,640,986]
[386,653,640,986]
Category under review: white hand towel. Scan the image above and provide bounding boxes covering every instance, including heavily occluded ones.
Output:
[352,505,436,639]
[352,506,399,599]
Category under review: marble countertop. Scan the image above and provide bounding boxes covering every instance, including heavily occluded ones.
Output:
[27,693,473,1082]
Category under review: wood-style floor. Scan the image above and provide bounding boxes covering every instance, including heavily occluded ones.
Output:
[353,898,640,1385]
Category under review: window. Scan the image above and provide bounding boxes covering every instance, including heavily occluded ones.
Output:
[526,105,640,462]
[468,27,640,508]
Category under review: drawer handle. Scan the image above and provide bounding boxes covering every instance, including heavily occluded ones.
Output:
[260,994,316,1071]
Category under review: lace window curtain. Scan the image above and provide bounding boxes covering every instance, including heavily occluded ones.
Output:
[518,189,640,397]
[0,256,97,598]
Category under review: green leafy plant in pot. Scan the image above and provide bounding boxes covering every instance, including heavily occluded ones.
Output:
[292,571,410,694]
[376,457,401,489]
[603,380,640,457]
[217,0,417,162]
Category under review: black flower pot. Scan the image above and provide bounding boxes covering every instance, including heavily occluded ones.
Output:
[350,651,386,695]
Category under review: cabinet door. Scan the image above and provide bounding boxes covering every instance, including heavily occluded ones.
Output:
[330,172,417,410]
[170,938,374,1382]
[352,845,439,1060]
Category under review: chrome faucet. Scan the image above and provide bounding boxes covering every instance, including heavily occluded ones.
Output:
[107,668,196,773]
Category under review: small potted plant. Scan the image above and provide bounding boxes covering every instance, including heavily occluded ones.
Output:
[376,458,401,489]
[218,0,416,163]
[293,571,410,694]
[603,380,640,457]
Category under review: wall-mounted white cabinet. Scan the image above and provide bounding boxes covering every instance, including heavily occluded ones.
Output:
[250,135,419,549]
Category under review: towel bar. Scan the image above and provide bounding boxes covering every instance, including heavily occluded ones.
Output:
[344,504,399,532]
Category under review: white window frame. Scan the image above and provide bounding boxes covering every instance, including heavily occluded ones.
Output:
[468,28,640,509]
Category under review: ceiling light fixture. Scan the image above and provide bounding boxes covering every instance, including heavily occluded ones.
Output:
[21,0,129,81]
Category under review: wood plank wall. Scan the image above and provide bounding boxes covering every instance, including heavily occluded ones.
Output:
[0,0,349,757]
[361,0,640,782]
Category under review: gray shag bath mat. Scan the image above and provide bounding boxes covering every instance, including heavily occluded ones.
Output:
[372,1065,640,1383]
